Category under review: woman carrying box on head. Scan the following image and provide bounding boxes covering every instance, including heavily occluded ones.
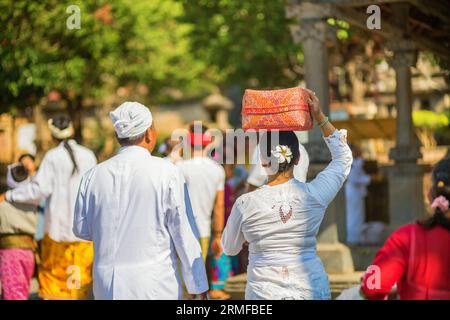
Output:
[222,88,353,300]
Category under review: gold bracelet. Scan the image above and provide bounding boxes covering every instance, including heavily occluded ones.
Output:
[318,116,329,128]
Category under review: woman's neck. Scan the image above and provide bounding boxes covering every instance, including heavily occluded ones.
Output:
[266,168,294,187]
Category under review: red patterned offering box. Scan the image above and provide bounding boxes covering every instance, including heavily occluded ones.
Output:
[242,87,313,131]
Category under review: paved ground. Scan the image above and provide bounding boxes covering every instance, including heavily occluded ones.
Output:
[8,274,363,300]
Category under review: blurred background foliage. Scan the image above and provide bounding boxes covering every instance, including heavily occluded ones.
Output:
[0,0,218,113]
[1,0,449,148]
[178,0,303,88]
[413,110,450,147]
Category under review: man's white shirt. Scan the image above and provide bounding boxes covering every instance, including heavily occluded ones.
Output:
[73,146,208,299]
[177,157,225,239]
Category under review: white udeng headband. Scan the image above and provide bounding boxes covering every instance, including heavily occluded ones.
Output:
[48,119,74,140]
[271,145,293,164]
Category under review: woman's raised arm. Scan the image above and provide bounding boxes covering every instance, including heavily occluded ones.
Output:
[306,89,336,138]
[304,90,353,207]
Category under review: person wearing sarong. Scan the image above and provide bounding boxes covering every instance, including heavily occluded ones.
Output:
[209,171,240,300]
[0,115,97,300]
[177,123,226,261]
[208,140,249,299]
[222,90,353,300]
[73,102,208,300]
[241,135,310,275]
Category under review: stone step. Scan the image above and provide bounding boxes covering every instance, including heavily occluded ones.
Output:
[225,272,364,300]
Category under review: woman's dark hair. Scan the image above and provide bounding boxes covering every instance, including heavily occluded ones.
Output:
[260,131,300,173]
[11,164,29,183]
[18,153,35,163]
[51,114,78,175]
[418,158,450,230]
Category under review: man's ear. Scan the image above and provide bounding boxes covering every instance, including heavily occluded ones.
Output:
[145,127,152,143]
[147,125,158,152]
[151,125,158,141]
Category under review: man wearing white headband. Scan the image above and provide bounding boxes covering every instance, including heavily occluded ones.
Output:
[0,114,97,300]
[73,101,208,300]
[109,101,154,142]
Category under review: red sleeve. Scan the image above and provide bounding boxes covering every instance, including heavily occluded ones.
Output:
[360,224,412,300]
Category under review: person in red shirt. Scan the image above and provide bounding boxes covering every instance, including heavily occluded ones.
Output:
[360,158,450,300]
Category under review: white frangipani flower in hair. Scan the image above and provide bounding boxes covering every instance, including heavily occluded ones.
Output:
[271,145,293,164]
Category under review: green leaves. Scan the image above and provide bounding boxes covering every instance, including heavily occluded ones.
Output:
[0,0,214,111]
[413,110,449,130]
[0,0,310,113]
[178,0,303,88]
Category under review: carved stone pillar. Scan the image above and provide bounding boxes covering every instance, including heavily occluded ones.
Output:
[289,1,354,274]
[387,40,421,163]
[290,1,332,163]
[383,39,425,229]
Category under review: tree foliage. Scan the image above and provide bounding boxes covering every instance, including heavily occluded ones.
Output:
[178,0,303,89]
[0,0,213,114]
[413,110,450,147]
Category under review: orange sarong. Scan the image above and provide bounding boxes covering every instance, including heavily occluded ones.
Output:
[38,234,93,300]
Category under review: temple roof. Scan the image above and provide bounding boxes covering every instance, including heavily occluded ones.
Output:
[326,0,450,64]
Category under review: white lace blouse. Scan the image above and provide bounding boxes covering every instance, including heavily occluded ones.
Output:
[222,129,352,299]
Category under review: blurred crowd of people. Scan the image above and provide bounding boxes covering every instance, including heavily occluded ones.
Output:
[0,99,448,300]
[0,111,255,300]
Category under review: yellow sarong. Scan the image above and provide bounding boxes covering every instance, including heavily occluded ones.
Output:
[38,235,94,300]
